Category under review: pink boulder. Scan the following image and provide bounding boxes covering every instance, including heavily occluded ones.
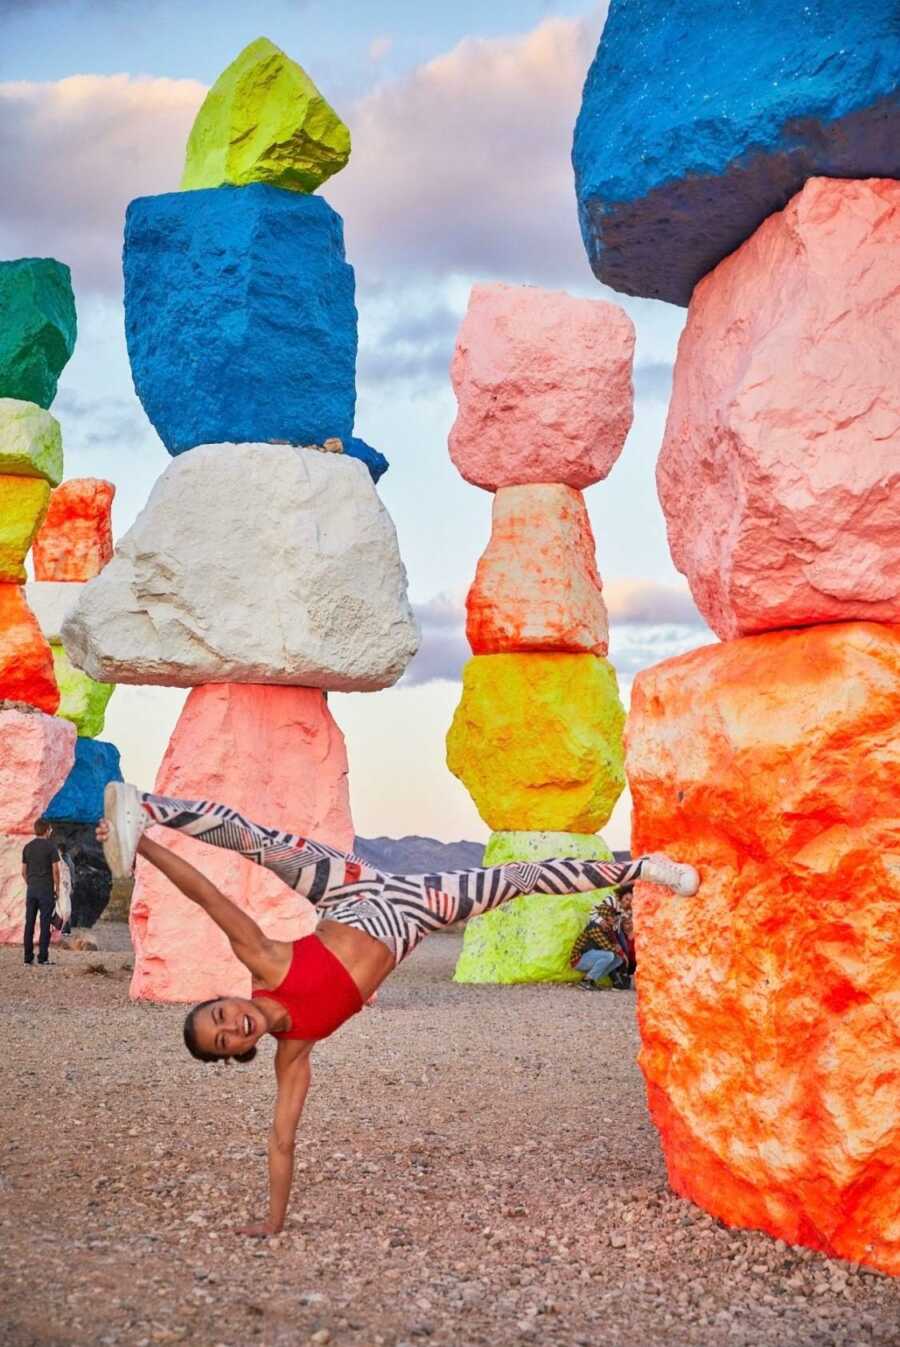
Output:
[467,484,608,655]
[658,177,900,640]
[449,283,635,491]
[0,707,75,944]
[130,682,354,1003]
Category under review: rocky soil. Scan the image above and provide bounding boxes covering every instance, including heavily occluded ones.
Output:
[3,930,900,1347]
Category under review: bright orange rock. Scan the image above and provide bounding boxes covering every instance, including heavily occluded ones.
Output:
[0,583,59,713]
[626,621,900,1274]
[32,477,115,581]
[130,682,354,1003]
[466,484,608,655]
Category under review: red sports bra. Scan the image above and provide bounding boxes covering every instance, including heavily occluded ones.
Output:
[252,934,363,1042]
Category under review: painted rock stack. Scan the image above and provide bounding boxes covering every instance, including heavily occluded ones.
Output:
[574,0,900,1273]
[445,282,635,982]
[63,37,417,1002]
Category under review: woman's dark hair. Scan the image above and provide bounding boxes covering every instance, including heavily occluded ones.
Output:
[183,999,257,1065]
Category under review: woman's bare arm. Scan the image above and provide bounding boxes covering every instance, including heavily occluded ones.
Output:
[238,1043,313,1237]
[136,833,276,975]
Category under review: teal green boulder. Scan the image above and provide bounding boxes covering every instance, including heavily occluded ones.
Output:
[181,37,350,194]
[52,642,114,738]
[453,831,614,984]
[0,259,77,408]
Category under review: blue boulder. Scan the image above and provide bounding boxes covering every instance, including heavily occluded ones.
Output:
[573,0,900,305]
[344,435,388,484]
[44,739,123,824]
[124,184,358,453]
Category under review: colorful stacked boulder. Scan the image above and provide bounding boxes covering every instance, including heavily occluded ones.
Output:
[62,38,418,1002]
[574,0,900,1274]
[446,283,635,983]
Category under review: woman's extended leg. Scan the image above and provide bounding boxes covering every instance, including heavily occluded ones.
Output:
[139,792,385,902]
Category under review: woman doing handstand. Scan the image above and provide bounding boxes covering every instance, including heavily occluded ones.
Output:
[99,783,700,1238]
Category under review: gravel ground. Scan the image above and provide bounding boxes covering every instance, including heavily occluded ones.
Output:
[3,929,900,1347]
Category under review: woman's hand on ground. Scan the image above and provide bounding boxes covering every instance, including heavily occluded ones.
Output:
[236,1219,282,1239]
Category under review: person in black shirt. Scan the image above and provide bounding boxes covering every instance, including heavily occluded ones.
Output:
[21,818,60,966]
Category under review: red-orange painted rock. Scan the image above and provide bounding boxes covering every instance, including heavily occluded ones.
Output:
[32,477,115,581]
[0,583,59,713]
[627,622,900,1274]
[466,484,608,655]
[130,682,354,1003]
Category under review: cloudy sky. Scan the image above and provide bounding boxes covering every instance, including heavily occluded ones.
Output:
[4,0,711,848]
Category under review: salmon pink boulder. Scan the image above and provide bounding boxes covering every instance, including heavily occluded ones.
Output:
[32,478,115,581]
[467,484,608,655]
[130,682,354,1003]
[658,178,900,639]
[449,283,634,491]
[627,621,900,1274]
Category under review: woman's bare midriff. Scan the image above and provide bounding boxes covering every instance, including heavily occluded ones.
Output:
[316,918,395,1000]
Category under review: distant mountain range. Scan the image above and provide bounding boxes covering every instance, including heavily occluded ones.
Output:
[354,836,632,874]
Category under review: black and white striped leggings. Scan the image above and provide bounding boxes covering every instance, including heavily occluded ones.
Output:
[141,792,644,964]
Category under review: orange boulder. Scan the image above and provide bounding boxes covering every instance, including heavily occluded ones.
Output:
[130,682,354,1003]
[0,583,59,713]
[626,621,900,1274]
[466,484,608,655]
[32,477,115,581]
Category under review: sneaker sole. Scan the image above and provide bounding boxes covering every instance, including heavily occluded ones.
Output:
[102,781,135,879]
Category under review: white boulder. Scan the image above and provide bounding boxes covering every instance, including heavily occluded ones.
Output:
[61,443,419,690]
[26,580,84,640]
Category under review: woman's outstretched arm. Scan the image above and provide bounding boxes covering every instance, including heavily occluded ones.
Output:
[238,1042,313,1237]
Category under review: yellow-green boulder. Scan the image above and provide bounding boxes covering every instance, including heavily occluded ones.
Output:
[181,36,351,194]
[454,830,615,984]
[52,642,114,738]
[0,475,51,582]
[446,653,626,832]
[0,399,63,484]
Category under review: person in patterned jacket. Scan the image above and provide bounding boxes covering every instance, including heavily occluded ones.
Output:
[570,882,635,990]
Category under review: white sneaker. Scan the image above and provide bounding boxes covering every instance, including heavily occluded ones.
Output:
[103,782,147,879]
[640,852,700,897]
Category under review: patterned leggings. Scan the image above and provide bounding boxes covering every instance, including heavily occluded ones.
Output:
[141,793,644,964]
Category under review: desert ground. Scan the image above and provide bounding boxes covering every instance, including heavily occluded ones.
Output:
[3,929,900,1347]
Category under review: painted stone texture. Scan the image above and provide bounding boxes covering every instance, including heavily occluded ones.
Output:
[627,622,900,1274]
[0,584,59,713]
[44,737,123,823]
[63,445,417,689]
[447,653,625,833]
[343,436,388,485]
[0,475,51,582]
[26,580,82,641]
[130,683,353,1003]
[32,478,115,581]
[0,706,75,945]
[658,178,900,640]
[124,185,357,454]
[0,259,77,407]
[573,0,900,303]
[454,830,614,984]
[449,283,634,492]
[467,484,608,655]
[52,643,114,738]
[0,399,63,484]
[181,36,350,195]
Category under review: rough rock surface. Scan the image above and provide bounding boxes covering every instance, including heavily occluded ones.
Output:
[32,477,115,581]
[124,185,357,455]
[131,683,353,1003]
[0,475,51,582]
[449,283,634,491]
[62,444,418,689]
[0,399,63,483]
[25,579,83,641]
[44,738,122,824]
[0,584,59,712]
[0,258,77,407]
[658,178,900,639]
[467,484,608,655]
[573,0,900,304]
[454,830,614,984]
[0,706,75,944]
[627,621,900,1274]
[51,643,114,738]
[447,653,625,833]
[181,36,350,194]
